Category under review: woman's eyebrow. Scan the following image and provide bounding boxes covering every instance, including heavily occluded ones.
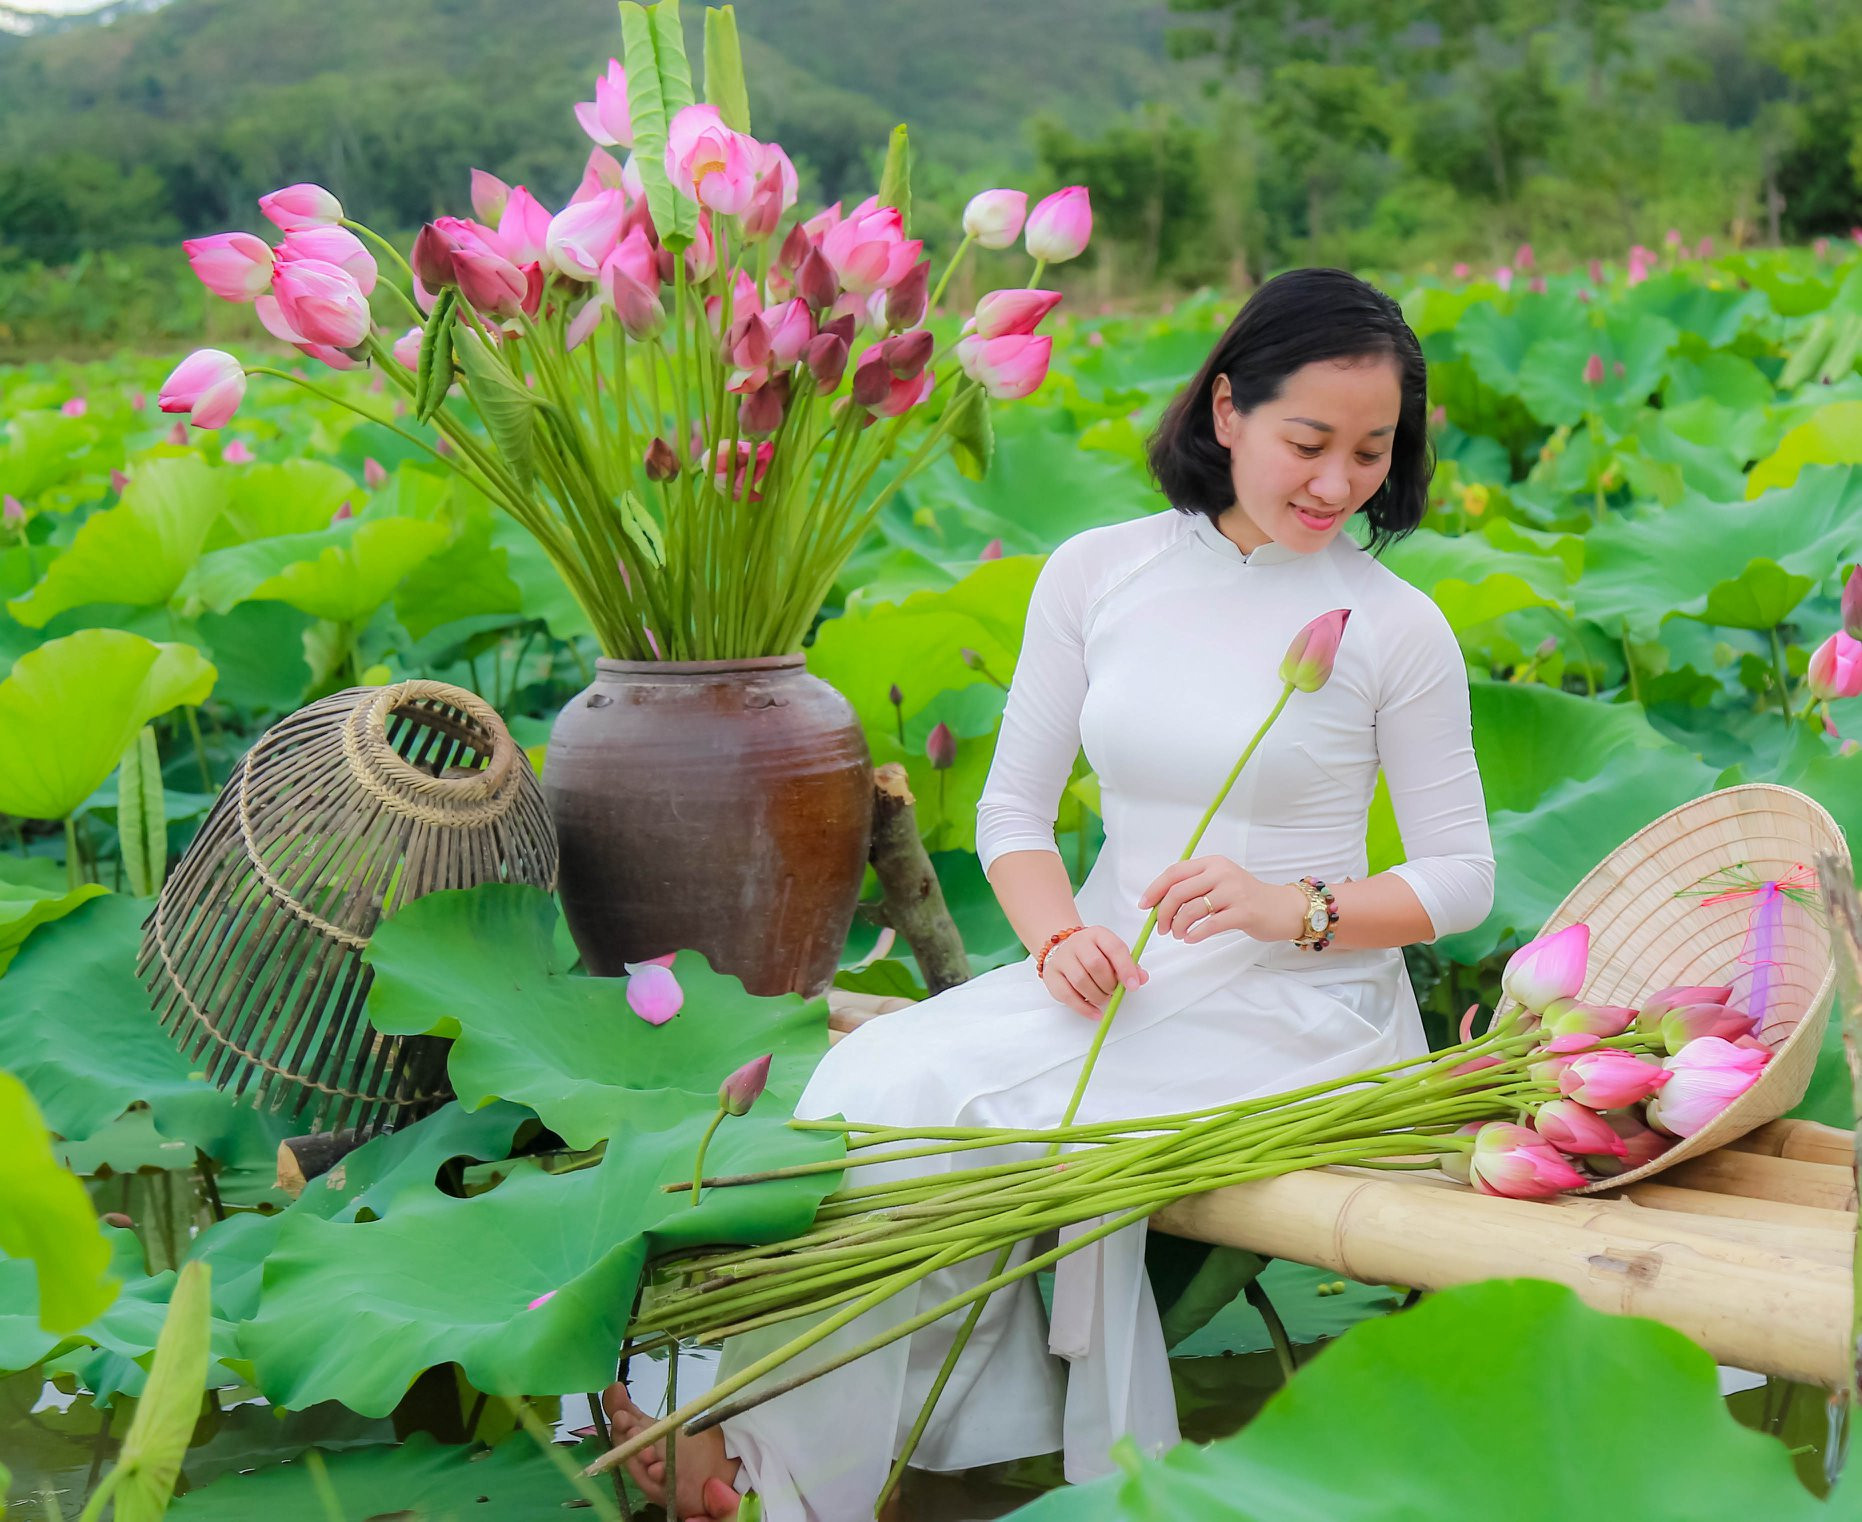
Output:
[1283,416,1397,436]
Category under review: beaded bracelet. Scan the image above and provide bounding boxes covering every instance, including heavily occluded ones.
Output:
[1035,924,1087,977]
[1294,876,1340,952]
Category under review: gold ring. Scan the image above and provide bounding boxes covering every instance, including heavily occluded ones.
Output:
[1201,895,1216,918]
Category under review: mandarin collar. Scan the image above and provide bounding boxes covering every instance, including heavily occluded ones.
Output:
[1188,511,1307,567]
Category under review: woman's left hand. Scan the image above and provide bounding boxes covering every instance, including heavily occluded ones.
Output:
[1138,855,1302,943]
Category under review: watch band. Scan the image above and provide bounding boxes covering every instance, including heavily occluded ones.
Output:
[1292,876,1339,951]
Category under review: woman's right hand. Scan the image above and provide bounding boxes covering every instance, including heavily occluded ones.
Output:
[1041,926,1148,1021]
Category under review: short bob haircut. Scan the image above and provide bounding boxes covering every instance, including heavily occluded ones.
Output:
[1147,268,1433,557]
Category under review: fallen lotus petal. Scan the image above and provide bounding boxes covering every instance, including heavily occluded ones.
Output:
[623,960,684,1024]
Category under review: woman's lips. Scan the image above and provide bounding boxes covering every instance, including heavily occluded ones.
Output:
[1293,504,1340,529]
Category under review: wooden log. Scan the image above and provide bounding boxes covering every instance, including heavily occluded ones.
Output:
[1152,1167,1852,1387]
[1728,1118,1852,1168]
[867,764,970,995]
[1619,1181,1854,1232]
[277,1129,367,1197]
[1657,1149,1857,1212]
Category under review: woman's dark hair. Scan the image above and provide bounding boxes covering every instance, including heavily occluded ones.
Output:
[1146,268,1433,556]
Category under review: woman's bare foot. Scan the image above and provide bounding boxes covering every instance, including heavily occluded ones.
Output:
[602,1381,744,1520]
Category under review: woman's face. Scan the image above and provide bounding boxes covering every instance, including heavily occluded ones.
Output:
[1210,355,1402,554]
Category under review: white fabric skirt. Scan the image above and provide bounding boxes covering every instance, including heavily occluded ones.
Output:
[716,930,1427,1521]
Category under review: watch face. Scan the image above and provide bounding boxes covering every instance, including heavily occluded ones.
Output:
[1307,905,1329,934]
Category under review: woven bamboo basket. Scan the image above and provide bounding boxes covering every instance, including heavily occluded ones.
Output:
[138,680,558,1137]
[1484,782,1849,1194]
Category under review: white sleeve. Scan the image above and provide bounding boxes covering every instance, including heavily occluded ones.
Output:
[1374,596,1496,942]
[975,542,1091,875]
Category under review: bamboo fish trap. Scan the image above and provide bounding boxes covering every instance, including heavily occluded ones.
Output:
[138,680,558,1138]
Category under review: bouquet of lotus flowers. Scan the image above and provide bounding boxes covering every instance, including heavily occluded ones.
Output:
[158,0,1091,661]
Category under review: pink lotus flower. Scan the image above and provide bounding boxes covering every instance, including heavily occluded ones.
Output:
[1557,1049,1670,1109]
[955,332,1052,399]
[184,232,276,302]
[1024,187,1091,263]
[973,289,1063,339]
[222,439,255,464]
[711,440,775,502]
[1464,1122,1589,1199]
[763,298,816,368]
[3,495,24,528]
[1514,242,1535,272]
[60,397,87,417]
[470,168,511,224]
[666,104,758,216]
[1582,353,1605,386]
[743,143,800,240]
[110,469,129,492]
[1641,1000,1754,1055]
[822,199,923,294]
[1588,1111,1674,1175]
[547,190,627,283]
[720,1054,773,1116]
[979,538,1004,560]
[1807,631,1862,701]
[624,954,684,1025]
[1638,984,1733,1020]
[572,145,627,206]
[1646,1036,1769,1137]
[392,327,422,368]
[1500,923,1589,1013]
[1495,266,1514,292]
[363,457,387,489]
[605,227,660,290]
[961,188,1028,250]
[576,59,634,149]
[1534,1099,1627,1157]
[258,182,343,231]
[271,258,371,349]
[498,187,555,268]
[279,225,378,295]
[851,343,934,416]
[166,419,190,445]
[159,349,247,429]
[1451,262,1470,279]
[1842,566,1861,641]
[605,265,666,342]
[1278,608,1350,693]
[1538,998,1635,1041]
[332,500,354,522]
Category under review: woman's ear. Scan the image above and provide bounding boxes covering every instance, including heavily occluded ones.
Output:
[1210,375,1235,448]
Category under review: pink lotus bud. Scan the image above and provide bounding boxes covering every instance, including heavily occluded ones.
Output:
[623,956,684,1024]
[666,104,758,216]
[3,495,24,528]
[963,188,1028,249]
[682,213,719,282]
[110,469,129,492]
[796,246,839,313]
[739,375,790,438]
[775,222,813,276]
[711,440,775,501]
[1277,608,1350,693]
[1534,1100,1627,1158]
[743,164,790,241]
[166,419,189,445]
[279,225,377,295]
[1539,998,1635,1041]
[643,437,679,482]
[470,168,511,225]
[1815,237,1832,260]
[1500,923,1589,1012]
[258,182,343,231]
[822,312,857,349]
[802,332,849,394]
[498,187,555,268]
[1665,227,1683,248]
[926,721,957,770]
[222,439,255,464]
[973,288,1063,339]
[159,349,247,430]
[719,1054,773,1117]
[1697,235,1715,259]
[763,298,816,368]
[572,145,627,206]
[547,190,626,282]
[1612,360,1625,378]
[1808,631,1862,701]
[850,344,934,416]
[271,258,371,348]
[131,392,146,411]
[1582,352,1605,386]
[1558,1050,1670,1109]
[881,328,934,381]
[576,59,634,149]
[60,397,87,417]
[392,327,422,368]
[1649,1001,1756,1056]
[979,538,1003,561]
[1587,1111,1673,1176]
[883,259,931,331]
[1451,262,1470,279]
[605,264,666,341]
[822,203,922,294]
[451,245,528,318]
[411,223,459,289]
[1841,566,1862,641]
[1588,258,1604,284]
[184,232,276,302]
[1495,266,1514,291]
[1466,1122,1589,1199]
[955,332,1052,400]
[1025,186,1092,263]
[1646,1036,1769,1137]
[1514,242,1535,272]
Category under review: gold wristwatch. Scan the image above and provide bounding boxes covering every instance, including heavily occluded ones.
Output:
[1290,877,1337,951]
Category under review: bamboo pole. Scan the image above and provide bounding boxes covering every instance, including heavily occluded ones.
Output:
[1811,851,1861,1407]
[1728,1118,1853,1168]
[1151,1167,1852,1387]
[1657,1149,1858,1212]
[1620,1181,1854,1231]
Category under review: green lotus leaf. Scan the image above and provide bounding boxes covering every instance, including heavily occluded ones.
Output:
[1007,1279,1820,1522]
[363,883,832,1152]
[1381,523,1574,634]
[0,630,216,821]
[109,1259,212,1522]
[1696,559,1817,631]
[1747,400,1862,497]
[203,460,357,550]
[1631,398,1768,502]
[0,1070,117,1333]
[185,513,451,625]
[1664,349,1775,414]
[240,1086,844,1416]
[0,857,108,978]
[5,457,228,628]
[167,1433,607,1521]
[1574,465,1862,641]
[392,508,523,640]
[1623,270,1770,350]
[0,409,95,501]
[1451,293,1589,398]
[0,894,289,1170]
[1513,309,1679,427]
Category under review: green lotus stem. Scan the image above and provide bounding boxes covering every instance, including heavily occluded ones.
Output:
[1247,1277,1298,1381]
[690,1106,729,1205]
[1769,625,1796,725]
[926,230,974,314]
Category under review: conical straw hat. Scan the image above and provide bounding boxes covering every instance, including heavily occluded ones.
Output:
[1484,782,1849,1194]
